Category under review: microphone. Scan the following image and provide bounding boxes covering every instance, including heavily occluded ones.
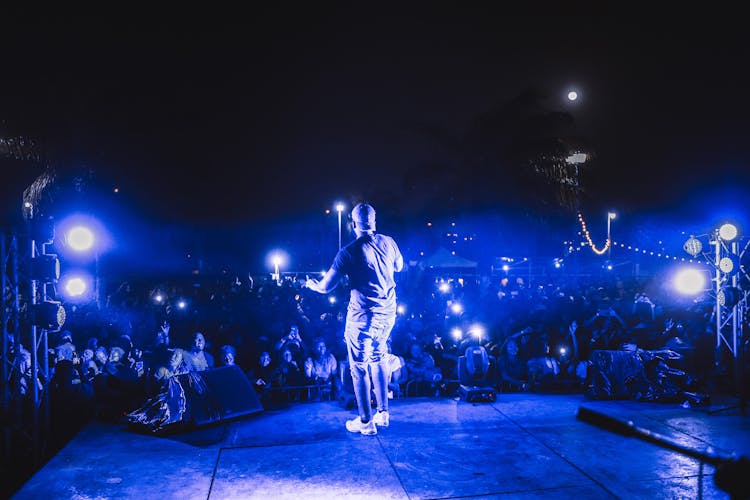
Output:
[577,406,750,498]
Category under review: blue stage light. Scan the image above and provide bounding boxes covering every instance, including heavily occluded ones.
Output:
[674,268,706,295]
[60,273,94,301]
[64,277,87,297]
[67,226,94,251]
[719,223,738,241]
[177,300,187,309]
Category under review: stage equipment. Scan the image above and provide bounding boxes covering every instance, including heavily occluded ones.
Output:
[683,235,703,257]
[65,225,94,251]
[127,366,263,433]
[577,406,750,499]
[188,365,265,427]
[31,253,60,282]
[685,224,748,413]
[30,300,66,331]
[457,345,497,402]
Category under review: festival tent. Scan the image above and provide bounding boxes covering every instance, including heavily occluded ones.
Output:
[420,247,478,269]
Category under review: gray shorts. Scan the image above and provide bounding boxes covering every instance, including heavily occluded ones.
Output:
[344,316,395,365]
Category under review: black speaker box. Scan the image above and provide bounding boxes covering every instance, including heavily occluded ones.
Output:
[458,384,497,403]
[177,365,264,427]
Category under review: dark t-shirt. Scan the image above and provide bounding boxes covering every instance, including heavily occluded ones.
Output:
[332,233,402,323]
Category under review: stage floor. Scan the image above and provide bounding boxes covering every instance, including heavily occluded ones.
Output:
[11,392,750,499]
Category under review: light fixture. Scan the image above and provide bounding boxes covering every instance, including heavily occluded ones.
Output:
[31,254,60,283]
[717,286,742,308]
[64,277,87,297]
[674,268,707,295]
[66,226,95,251]
[31,300,66,330]
[719,223,738,241]
[683,236,703,257]
[31,216,55,245]
[719,255,740,275]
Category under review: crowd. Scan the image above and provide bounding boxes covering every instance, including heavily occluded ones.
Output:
[2,266,726,441]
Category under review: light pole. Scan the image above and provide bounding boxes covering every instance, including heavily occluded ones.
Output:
[335,203,345,251]
[272,255,281,284]
[607,212,617,259]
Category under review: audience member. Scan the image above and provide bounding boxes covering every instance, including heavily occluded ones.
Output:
[184,331,214,372]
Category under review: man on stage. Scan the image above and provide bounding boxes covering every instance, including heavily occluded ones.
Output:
[305,202,403,435]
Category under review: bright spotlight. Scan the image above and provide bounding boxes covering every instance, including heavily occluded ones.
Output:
[567,91,578,101]
[719,255,739,275]
[719,223,738,241]
[64,277,87,297]
[328,296,337,304]
[468,324,486,341]
[451,328,462,341]
[674,268,706,295]
[397,304,406,315]
[154,294,164,303]
[177,300,187,310]
[60,273,93,301]
[450,302,463,314]
[502,264,510,272]
[438,282,450,293]
[67,226,94,251]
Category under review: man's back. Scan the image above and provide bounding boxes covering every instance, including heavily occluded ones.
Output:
[333,233,402,322]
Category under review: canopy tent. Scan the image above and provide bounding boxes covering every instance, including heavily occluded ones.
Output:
[421,247,478,269]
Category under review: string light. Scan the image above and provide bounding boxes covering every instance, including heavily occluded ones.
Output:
[577,213,610,255]
[567,239,697,264]
[611,241,694,263]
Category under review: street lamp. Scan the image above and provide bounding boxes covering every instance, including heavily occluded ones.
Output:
[272,255,281,284]
[607,212,617,259]
[335,202,345,251]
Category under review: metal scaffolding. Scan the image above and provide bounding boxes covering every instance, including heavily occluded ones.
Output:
[710,229,748,405]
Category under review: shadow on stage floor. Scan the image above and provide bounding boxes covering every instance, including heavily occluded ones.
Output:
[9,392,750,499]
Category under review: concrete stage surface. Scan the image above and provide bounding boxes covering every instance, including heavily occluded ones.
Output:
[12,393,750,499]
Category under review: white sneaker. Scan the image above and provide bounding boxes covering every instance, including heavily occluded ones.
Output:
[372,410,389,428]
[346,416,377,435]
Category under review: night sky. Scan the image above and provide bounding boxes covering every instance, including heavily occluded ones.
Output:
[2,7,749,269]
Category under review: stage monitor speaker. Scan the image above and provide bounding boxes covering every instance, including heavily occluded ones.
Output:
[178,365,264,427]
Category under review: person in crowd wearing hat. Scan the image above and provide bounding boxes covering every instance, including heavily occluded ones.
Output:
[305,202,403,435]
